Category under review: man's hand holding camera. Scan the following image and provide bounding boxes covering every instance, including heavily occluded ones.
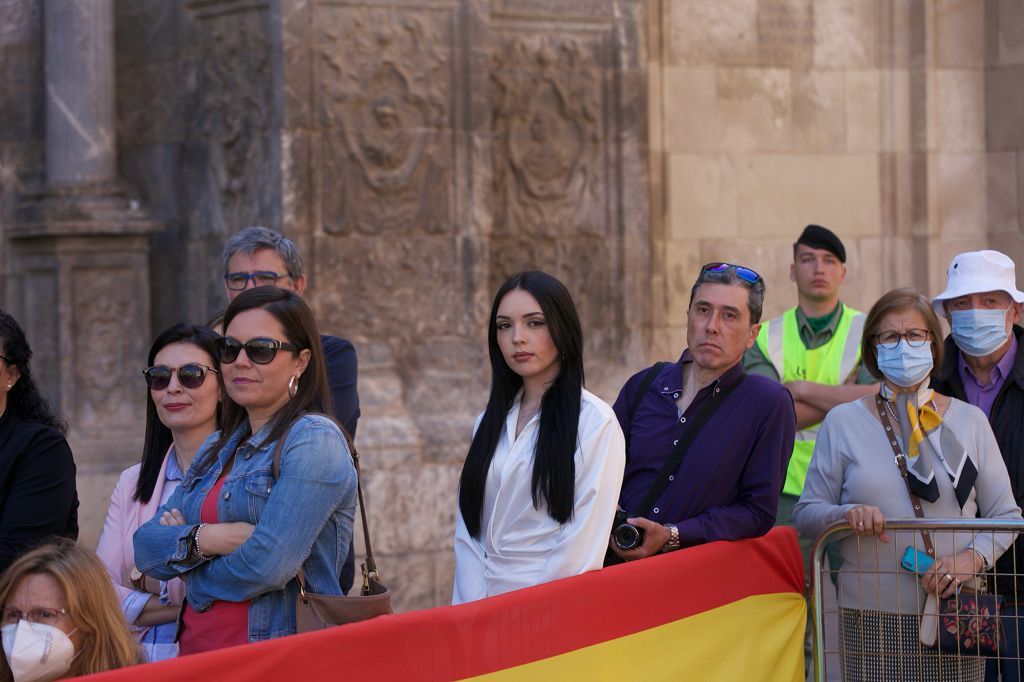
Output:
[609,515,670,560]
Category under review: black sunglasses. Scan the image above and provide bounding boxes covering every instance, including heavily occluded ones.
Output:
[702,262,762,284]
[143,364,219,391]
[216,336,301,365]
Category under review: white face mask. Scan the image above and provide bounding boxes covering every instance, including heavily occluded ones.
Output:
[1,620,76,682]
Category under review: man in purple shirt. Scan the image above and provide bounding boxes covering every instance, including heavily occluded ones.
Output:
[608,263,796,561]
[931,250,1024,681]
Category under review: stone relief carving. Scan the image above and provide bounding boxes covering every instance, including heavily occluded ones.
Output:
[191,9,272,238]
[0,0,38,46]
[72,269,133,427]
[492,33,605,238]
[318,7,449,235]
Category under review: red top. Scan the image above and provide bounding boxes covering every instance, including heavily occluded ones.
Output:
[179,472,250,655]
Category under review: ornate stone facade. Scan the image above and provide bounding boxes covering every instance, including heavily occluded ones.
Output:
[0,0,1017,612]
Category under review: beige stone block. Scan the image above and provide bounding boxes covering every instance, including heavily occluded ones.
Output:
[813,0,878,68]
[792,70,845,152]
[737,154,882,238]
[878,0,919,69]
[844,236,887,312]
[717,68,792,151]
[987,152,1019,235]
[648,59,664,155]
[928,69,985,152]
[663,67,718,152]
[1019,151,1024,234]
[845,69,881,152]
[664,241,704,324]
[934,0,984,68]
[666,0,759,66]
[927,153,987,237]
[996,0,1024,66]
[75,468,122,550]
[878,69,914,153]
[667,154,739,242]
[650,326,686,361]
[755,0,813,69]
[986,65,1024,150]
[363,464,460,554]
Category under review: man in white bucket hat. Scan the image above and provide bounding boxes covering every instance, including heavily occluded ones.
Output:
[931,249,1024,681]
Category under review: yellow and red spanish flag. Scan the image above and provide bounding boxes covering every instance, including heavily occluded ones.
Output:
[88,527,805,681]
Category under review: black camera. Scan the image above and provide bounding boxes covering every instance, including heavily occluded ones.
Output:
[611,509,645,550]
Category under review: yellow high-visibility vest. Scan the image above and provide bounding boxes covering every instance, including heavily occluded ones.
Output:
[754,305,865,496]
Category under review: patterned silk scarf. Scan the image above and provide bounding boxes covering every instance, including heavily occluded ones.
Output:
[881,384,977,509]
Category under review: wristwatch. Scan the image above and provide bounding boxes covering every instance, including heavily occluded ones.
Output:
[129,566,145,591]
[661,524,680,553]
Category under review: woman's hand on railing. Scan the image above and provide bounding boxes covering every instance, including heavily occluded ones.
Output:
[845,505,889,542]
[922,549,985,598]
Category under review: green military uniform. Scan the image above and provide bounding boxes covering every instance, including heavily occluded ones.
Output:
[744,303,873,578]
[745,302,871,675]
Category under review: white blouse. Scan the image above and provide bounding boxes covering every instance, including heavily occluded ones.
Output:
[452,389,626,604]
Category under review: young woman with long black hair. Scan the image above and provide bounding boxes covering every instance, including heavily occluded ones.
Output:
[452,271,625,604]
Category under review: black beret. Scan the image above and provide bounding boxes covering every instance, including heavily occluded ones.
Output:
[795,224,846,263]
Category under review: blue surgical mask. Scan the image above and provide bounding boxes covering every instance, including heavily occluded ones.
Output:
[950,307,1010,357]
[876,340,934,388]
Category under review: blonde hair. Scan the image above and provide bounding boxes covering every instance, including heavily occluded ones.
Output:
[0,539,142,680]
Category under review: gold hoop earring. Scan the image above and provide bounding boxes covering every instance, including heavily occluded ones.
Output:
[288,375,299,398]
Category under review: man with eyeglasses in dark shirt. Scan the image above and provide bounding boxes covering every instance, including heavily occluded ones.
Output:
[608,263,795,563]
[220,226,360,593]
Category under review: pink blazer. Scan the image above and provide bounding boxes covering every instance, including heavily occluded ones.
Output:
[95,449,185,632]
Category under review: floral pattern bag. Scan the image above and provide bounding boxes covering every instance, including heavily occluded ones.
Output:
[938,586,1005,656]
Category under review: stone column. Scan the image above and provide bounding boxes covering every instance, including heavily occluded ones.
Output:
[44,0,116,189]
[7,0,161,548]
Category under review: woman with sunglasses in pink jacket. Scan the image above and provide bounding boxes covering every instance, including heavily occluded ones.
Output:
[95,324,222,662]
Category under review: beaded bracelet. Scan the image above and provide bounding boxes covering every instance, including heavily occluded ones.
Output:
[193,523,214,561]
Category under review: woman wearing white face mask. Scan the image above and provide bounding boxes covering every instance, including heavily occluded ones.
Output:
[795,288,1022,681]
[0,539,140,681]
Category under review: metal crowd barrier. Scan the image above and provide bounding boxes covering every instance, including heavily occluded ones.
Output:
[811,519,1024,682]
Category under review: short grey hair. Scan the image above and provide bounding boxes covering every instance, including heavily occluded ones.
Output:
[221,226,303,279]
[687,266,766,324]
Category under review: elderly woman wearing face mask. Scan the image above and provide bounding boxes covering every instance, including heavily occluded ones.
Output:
[795,288,1022,682]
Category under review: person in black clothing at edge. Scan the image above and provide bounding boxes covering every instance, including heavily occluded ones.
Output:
[0,310,78,574]
[930,250,1024,682]
[220,227,361,593]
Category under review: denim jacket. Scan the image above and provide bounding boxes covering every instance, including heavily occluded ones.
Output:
[133,414,357,642]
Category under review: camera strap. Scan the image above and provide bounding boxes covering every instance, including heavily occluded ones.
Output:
[636,373,747,518]
[627,362,671,425]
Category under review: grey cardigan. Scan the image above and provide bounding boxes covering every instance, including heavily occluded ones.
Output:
[794,397,1021,613]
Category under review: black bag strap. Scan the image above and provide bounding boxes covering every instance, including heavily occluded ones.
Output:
[636,373,747,517]
[628,362,671,425]
[272,418,382,593]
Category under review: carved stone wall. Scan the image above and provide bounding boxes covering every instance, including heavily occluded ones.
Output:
[0,0,1011,615]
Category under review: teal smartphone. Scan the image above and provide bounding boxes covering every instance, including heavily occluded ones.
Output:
[900,546,934,574]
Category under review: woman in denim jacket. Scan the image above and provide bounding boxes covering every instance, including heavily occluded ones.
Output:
[133,288,356,653]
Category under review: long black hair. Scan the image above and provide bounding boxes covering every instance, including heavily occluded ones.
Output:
[205,287,332,467]
[134,324,222,504]
[458,271,584,537]
[0,309,66,434]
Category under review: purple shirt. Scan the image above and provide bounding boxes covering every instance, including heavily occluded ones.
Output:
[958,334,1018,417]
[613,350,796,548]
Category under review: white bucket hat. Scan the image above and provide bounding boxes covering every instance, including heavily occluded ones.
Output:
[932,250,1024,317]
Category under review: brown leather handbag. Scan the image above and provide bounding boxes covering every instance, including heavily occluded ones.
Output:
[270,420,393,632]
